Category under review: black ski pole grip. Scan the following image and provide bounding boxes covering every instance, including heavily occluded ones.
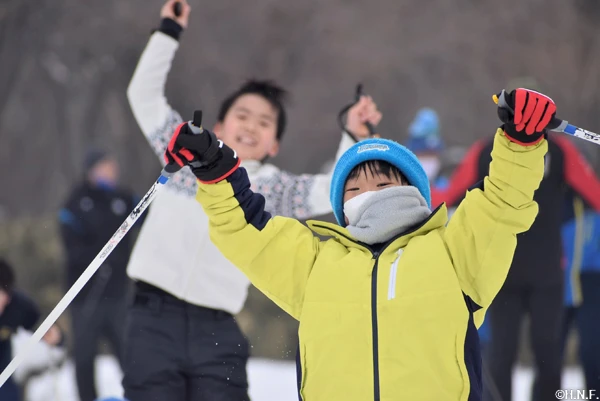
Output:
[355,84,378,137]
[355,84,377,137]
[173,2,182,17]
[163,110,204,174]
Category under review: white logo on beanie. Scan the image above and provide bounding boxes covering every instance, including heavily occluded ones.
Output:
[357,144,389,153]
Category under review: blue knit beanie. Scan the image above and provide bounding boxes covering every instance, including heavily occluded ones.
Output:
[406,108,443,154]
[330,138,431,226]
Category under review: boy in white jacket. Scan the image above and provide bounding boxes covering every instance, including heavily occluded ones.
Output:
[124,1,380,400]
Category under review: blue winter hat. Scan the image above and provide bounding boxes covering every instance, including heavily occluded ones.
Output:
[330,138,431,226]
[406,108,443,153]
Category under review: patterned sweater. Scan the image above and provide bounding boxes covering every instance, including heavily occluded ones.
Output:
[125,31,355,313]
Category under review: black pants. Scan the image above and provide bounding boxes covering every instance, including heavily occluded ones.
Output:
[71,300,125,401]
[485,283,563,401]
[0,377,20,401]
[561,273,600,392]
[122,284,250,401]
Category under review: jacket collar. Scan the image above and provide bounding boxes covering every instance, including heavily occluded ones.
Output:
[307,204,448,254]
[240,159,263,174]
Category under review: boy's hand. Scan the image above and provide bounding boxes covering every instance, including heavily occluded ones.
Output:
[346,95,382,140]
[42,325,62,346]
[160,0,191,29]
[497,88,556,145]
[165,115,240,183]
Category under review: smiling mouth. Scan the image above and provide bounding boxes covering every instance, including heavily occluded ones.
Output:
[236,134,258,146]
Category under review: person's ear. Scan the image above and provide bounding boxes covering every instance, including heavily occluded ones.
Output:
[267,140,280,157]
[212,122,223,138]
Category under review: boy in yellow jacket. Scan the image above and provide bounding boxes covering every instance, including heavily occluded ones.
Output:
[164,88,555,401]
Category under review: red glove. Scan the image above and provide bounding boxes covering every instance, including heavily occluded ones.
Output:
[497,88,557,145]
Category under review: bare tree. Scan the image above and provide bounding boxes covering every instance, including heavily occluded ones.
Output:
[0,0,599,217]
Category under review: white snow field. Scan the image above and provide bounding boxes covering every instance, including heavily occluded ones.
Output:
[12,330,586,401]
[18,355,586,401]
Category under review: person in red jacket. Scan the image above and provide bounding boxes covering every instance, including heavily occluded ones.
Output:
[436,101,600,401]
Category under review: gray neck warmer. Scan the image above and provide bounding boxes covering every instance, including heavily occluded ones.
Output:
[343,186,432,245]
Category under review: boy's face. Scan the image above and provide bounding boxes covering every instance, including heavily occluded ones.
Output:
[343,167,407,204]
[213,94,280,161]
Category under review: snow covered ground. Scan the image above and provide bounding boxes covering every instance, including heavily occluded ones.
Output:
[20,354,586,401]
[12,326,586,401]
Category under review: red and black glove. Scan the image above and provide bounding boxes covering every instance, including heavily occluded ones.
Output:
[497,88,557,145]
[164,111,240,184]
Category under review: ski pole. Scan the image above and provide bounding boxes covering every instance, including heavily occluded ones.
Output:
[493,90,600,145]
[355,84,378,138]
[173,1,182,17]
[0,111,204,388]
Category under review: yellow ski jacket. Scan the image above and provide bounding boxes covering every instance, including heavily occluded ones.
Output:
[195,130,547,401]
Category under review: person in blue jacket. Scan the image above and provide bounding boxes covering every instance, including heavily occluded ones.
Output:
[560,192,600,392]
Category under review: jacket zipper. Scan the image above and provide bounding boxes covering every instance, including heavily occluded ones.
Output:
[371,250,381,401]
[311,206,443,400]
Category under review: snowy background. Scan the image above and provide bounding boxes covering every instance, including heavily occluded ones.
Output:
[20,355,587,401]
[12,329,587,401]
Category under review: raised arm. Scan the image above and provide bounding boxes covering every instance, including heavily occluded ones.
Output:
[254,94,382,219]
[164,120,321,319]
[126,0,191,160]
[199,169,320,319]
[443,89,555,323]
[444,131,546,310]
